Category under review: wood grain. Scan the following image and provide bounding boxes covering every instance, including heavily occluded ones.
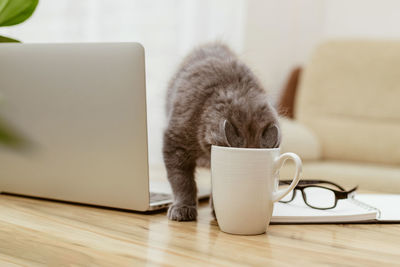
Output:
[0,194,399,266]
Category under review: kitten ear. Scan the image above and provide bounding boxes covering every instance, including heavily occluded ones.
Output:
[222,119,243,147]
[261,124,281,148]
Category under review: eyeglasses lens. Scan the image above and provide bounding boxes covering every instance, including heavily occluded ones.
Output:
[303,186,336,209]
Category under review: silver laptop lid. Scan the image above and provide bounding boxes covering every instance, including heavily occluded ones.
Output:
[0,43,150,211]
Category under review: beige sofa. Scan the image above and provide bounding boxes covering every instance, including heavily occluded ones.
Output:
[279,40,400,193]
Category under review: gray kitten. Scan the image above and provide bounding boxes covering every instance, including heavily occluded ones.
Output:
[163,43,281,221]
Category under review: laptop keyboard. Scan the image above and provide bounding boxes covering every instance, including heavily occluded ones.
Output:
[150,192,172,203]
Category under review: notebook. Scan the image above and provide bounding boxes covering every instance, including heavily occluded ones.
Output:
[271,194,400,223]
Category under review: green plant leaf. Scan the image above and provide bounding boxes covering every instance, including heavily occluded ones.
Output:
[0,0,39,27]
[0,34,20,42]
[0,116,30,150]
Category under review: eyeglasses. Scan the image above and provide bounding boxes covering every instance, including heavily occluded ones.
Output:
[279,179,358,210]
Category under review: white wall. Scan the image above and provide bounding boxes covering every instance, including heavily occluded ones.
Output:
[324,0,400,38]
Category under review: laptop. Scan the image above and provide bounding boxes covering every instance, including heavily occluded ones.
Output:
[0,42,210,211]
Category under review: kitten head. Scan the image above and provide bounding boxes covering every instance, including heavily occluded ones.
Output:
[221,119,280,148]
[201,87,281,152]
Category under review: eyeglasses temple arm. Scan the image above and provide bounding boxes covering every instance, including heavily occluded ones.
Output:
[348,186,358,195]
[279,179,347,191]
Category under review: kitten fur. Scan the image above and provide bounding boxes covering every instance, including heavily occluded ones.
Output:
[163,43,281,221]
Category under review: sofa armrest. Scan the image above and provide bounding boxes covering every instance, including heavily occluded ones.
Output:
[279,117,321,161]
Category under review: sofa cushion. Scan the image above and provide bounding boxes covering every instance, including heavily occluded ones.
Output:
[279,117,321,161]
[295,40,400,165]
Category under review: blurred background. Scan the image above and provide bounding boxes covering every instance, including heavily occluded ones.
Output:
[3,0,400,165]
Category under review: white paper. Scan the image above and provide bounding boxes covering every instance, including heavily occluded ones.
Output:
[272,193,377,223]
[355,194,400,222]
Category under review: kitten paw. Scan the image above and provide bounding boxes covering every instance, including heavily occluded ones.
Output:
[167,203,197,221]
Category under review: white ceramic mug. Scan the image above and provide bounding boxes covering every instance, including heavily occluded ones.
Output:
[211,145,302,235]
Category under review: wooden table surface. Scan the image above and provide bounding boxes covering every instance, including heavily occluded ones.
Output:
[0,194,399,266]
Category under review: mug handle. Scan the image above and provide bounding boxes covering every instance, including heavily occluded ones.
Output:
[272,152,302,202]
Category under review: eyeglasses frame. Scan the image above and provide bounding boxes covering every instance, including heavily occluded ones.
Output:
[279,179,358,210]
